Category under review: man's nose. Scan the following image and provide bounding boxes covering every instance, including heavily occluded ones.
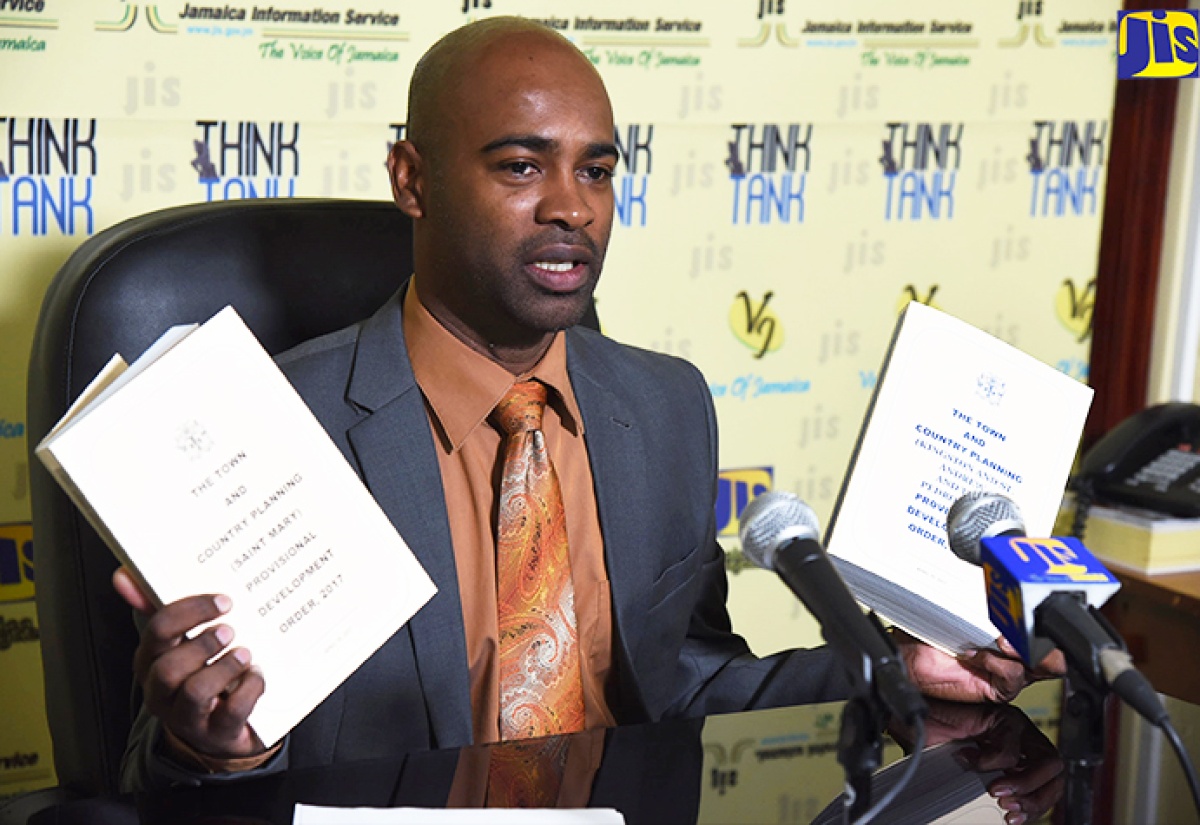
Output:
[535,171,595,230]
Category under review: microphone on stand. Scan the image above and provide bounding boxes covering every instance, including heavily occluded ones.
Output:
[945,490,1165,725]
[738,490,926,725]
[740,490,930,824]
[944,490,1200,824]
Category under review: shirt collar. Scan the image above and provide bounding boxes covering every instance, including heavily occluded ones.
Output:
[403,281,584,452]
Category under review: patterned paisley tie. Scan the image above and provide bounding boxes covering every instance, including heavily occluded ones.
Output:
[492,380,585,741]
[486,736,572,808]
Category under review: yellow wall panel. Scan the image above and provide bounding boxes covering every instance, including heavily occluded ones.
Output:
[0,0,1118,787]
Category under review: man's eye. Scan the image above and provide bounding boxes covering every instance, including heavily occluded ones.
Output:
[504,161,537,176]
[583,166,613,182]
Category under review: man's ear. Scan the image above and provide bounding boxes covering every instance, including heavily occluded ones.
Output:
[388,140,425,219]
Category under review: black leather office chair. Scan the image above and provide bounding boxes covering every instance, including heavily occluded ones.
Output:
[26,198,415,798]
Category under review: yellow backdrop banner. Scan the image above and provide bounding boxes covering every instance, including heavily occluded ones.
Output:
[0,0,1117,792]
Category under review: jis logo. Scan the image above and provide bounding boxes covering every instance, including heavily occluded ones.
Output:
[716,468,773,537]
[1117,10,1199,79]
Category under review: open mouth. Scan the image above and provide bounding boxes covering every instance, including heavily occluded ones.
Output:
[523,237,598,292]
[526,260,589,292]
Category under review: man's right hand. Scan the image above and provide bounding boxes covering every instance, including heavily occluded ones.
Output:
[113,566,267,759]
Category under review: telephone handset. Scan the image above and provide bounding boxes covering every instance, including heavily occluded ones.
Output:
[1074,402,1200,520]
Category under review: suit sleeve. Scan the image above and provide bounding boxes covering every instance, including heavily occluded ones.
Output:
[659,361,853,718]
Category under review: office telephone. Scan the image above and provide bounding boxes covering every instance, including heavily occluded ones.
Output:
[1073,402,1200,520]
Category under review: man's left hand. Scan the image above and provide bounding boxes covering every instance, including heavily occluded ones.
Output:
[893,629,1066,704]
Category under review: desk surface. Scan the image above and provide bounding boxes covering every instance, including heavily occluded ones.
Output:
[1113,567,1200,613]
[1104,568,1200,706]
[32,685,1179,825]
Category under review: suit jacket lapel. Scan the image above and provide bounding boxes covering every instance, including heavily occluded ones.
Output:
[344,294,473,748]
[566,330,654,714]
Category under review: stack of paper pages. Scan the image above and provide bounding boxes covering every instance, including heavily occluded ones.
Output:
[1056,493,1200,575]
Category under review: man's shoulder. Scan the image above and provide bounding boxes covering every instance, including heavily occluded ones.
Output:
[566,325,705,389]
[276,323,361,371]
[272,322,366,417]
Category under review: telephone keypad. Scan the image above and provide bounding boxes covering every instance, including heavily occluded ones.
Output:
[1126,447,1200,493]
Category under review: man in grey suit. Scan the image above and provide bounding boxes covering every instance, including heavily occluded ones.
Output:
[116,16,1059,789]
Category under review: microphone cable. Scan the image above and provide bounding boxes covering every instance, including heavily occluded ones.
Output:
[851,716,927,825]
[1162,717,1200,818]
[1056,481,1200,815]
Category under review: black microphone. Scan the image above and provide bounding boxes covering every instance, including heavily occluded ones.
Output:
[946,490,1168,726]
[739,491,926,725]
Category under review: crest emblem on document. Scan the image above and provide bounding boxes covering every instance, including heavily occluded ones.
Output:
[175,420,213,460]
[976,373,1006,406]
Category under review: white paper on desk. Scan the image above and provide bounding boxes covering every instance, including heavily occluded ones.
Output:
[293,804,625,824]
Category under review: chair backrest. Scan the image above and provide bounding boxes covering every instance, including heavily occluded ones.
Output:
[26,199,415,797]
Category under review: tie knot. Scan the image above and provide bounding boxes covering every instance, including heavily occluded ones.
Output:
[494,380,547,435]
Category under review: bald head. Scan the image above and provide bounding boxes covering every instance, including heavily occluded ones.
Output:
[406,17,604,156]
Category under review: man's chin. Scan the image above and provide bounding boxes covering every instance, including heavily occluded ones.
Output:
[516,290,597,332]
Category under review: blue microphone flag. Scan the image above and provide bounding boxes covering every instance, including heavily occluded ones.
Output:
[981,535,1120,666]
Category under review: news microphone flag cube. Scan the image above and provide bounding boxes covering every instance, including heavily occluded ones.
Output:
[980,536,1120,667]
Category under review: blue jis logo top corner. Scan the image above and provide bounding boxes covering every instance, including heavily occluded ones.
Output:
[1118,10,1199,79]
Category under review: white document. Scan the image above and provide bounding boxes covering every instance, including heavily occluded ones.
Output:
[825,302,1093,654]
[36,306,437,747]
[293,805,625,824]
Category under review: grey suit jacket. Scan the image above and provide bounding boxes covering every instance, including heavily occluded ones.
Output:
[122,289,848,789]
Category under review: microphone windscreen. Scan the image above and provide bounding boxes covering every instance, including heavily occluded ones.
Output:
[737,490,820,571]
[946,491,1025,564]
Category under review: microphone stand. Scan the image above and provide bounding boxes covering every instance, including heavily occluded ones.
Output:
[1058,666,1107,825]
[827,611,922,824]
[836,689,887,822]
[1036,593,1120,825]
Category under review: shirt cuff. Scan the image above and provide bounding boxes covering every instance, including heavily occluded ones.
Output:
[162,726,282,774]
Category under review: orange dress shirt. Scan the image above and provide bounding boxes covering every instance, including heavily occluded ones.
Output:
[403,283,616,745]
